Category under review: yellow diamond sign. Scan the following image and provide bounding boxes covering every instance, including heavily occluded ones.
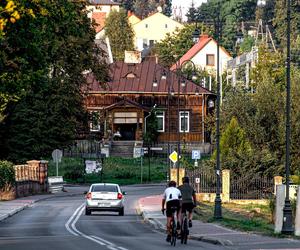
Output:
[169,151,178,163]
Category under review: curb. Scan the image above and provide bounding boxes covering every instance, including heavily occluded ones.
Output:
[0,192,84,223]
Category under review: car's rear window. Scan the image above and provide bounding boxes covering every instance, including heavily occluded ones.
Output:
[91,185,118,192]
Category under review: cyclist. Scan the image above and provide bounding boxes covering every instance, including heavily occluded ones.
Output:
[161,180,182,242]
[178,176,196,228]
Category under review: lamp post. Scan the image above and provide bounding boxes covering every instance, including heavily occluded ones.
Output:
[282,0,294,234]
[257,0,293,233]
[214,4,222,219]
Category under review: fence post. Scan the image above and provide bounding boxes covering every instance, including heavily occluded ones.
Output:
[274,176,283,195]
[274,184,285,233]
[295,186,300,236]
[222,169,230,202]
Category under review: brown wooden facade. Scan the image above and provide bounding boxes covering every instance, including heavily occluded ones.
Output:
[84,60,215,144]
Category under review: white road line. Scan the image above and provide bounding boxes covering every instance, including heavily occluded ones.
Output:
[65,203,85,236]
[71,206,85,236]
[66,204,129,250]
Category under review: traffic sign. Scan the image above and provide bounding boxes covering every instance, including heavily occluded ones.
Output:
[169,151,178,163]
[52,149,62,163]
[195,178,200,184]
[192,150,201,160]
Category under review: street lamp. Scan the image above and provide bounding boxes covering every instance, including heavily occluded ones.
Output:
[282,0,294,234]
[257,0,293,233]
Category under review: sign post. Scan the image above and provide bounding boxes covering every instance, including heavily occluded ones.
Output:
[52,149,62,176]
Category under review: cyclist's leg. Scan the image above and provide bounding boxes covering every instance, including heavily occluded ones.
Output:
[187,203,194,227]
[165,201,173,241]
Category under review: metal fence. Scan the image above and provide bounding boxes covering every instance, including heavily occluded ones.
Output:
[185,168,219,193]
[63,140,102,158]
[230,175,273,200]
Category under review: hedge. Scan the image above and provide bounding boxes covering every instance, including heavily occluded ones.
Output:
[0,160,15,191]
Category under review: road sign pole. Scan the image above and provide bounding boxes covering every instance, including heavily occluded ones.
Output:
[140,156,143,184]
[56,161,58,176]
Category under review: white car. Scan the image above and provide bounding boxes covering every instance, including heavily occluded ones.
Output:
[85,183,126,216]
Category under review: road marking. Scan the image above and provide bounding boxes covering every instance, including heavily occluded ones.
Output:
[65,204,129,250]
[65,203,85,236]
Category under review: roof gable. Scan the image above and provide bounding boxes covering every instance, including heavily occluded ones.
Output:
[133,12,183,28]
[170,34,231,70]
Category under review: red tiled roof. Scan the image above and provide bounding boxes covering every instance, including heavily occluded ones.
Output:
[170,35,212,70]
[86,59,213,95]
[170,34,231,70]
[92,12,106,33]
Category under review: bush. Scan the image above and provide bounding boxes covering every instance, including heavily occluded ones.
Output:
[0,161,15,191]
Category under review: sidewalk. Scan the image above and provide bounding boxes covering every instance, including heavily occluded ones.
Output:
[0,185,87,223]
[138,195,300,248]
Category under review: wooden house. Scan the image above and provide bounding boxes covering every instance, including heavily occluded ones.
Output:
[84,58,215,154]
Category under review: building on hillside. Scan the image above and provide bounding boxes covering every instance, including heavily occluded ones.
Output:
[132,12,183,53]
[170,34,231,90]
[87,0,120,39]
[84,58,215,157]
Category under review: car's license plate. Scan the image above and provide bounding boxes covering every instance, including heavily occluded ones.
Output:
[98,203,109,207]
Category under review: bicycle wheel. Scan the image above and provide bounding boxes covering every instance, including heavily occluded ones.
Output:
[183,217,188,244]
[171,218,177,246]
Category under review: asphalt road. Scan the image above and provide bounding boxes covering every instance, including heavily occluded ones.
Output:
[0,184,225,250]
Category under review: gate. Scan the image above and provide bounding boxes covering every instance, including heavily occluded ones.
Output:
[185,168,220,193]
[230,175,273,199]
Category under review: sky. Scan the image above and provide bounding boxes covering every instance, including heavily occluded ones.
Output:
[172,0,207,21]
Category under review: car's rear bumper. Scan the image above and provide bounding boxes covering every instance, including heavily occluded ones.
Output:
[86,206,123,212]
[86,199,123,210]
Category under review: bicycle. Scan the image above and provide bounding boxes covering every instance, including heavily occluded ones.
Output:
[180,210,189,244]
[170,206,178,246]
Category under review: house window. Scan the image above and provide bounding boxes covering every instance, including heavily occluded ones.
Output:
[206,54,215,66]
[143,38,148,48]
[145,24,148,28]
[165,24,168,28]
[149,40,155,47]
[156,111,165,132]
[179,111,189,133]
[90,111,101,131]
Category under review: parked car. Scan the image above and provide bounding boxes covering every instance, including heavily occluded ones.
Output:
[85,183,126,216]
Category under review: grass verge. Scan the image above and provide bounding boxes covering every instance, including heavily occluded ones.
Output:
[194,202,299,239]
[48,156,167,185]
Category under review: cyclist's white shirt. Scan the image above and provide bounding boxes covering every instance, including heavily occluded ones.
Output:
[163,187,182,202]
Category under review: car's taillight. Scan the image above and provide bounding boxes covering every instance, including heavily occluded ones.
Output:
[86,192,92,200]
[117,193,123,200]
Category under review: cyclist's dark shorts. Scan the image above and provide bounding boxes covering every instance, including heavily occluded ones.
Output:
[166,199,181,217]
[181,202,194,213]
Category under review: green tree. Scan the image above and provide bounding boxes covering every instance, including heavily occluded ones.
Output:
[186,0,198,23]
[238,35,255,54]
[0,0,109,162]
[105,9,134,61]
[216,117,253,176]
[143,109,159,144]
[273,0,300,49]
[154,24,212,67]
[162,0,172,17]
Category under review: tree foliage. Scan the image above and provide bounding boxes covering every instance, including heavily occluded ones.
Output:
[0,0,109,162]
[154,24,212,67]
[215,48,300,176]
[105,9,134,61]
